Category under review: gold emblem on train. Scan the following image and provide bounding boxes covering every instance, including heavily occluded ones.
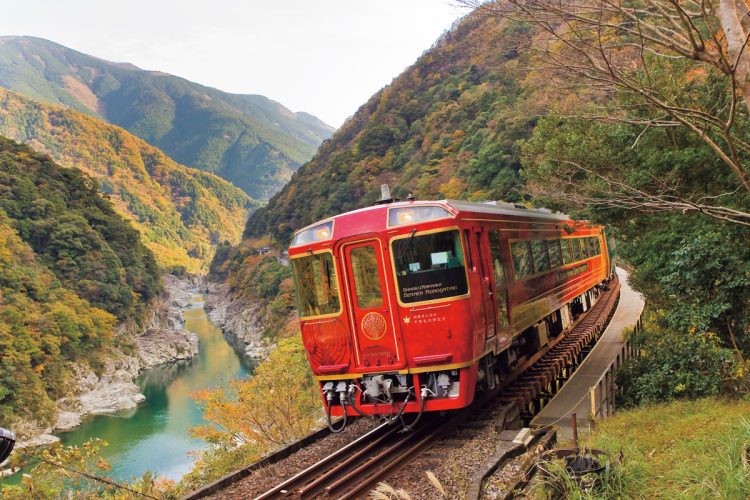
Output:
[361,312,387,341]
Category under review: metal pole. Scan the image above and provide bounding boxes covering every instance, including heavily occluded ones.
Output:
[572,412,578,445]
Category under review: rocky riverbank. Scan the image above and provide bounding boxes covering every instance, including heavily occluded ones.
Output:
[15,274,202,449]
[137,274,201,368]
[204,281,274,360]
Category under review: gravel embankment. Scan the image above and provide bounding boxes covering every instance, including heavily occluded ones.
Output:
[208,418,380,499]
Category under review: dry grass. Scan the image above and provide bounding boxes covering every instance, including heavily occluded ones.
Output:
[571,397,750,498]
[369,471,448,499]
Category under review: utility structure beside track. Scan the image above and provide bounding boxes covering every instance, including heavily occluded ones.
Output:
[532,267,645,440]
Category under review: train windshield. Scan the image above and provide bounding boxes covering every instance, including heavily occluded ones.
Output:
[291,253,341,317]
[392,229,468,304]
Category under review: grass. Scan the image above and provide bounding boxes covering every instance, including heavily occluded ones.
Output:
[537,397,750,499]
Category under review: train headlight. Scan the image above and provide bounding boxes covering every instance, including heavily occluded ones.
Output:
[399,210,414,224]
[388,206,452,227]
[291,221,334,246]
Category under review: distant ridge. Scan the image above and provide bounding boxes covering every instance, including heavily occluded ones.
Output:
[0,36,335,199]
[0,87,253,272]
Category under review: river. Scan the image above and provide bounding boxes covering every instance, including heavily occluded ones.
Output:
[57,297,252,481]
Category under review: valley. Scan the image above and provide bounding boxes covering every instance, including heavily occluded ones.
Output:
[0,87,253,273]
[6,276,254,483]
[0,1,748,498]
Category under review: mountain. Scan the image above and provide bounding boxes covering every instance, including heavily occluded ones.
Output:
[244,13,535,243]
[0,36,335,200]
[0,136,159,427]
[0,87,252,272]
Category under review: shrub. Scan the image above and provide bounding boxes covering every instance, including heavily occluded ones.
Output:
[617,313,736,407]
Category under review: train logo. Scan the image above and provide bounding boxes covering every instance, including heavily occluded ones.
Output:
[361,312,387,341]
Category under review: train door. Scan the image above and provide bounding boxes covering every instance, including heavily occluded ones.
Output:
[473,228,497,339]
[340,238,405,371]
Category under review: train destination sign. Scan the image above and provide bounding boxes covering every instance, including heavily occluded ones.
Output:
[396,266,468,303]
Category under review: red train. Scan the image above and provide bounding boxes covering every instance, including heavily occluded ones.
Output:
[289,193,613,430]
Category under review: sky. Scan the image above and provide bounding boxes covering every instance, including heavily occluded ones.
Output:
[0,0,467,127]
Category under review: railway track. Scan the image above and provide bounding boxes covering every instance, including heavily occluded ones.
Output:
[250,275,621,499]
[255,416,451,499]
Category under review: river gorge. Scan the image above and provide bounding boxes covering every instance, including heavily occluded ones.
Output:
[55,296,252,481]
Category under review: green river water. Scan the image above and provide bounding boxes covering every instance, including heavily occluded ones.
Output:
[56,297,252,482]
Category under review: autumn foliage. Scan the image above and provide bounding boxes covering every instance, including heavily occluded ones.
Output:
[245,14,535,243]
[191,335,320,447]
[184,335,321,489]
[0,137,159,432]
[0,88,253,272]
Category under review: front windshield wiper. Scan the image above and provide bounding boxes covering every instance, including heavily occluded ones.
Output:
[398,228,417,263]
[307,249,332,286]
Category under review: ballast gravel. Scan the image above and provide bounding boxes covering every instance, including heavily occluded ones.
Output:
[206,418,379,499]
[380,404,517,499]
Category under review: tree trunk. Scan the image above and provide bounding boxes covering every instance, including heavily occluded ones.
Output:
[718,0,750,113]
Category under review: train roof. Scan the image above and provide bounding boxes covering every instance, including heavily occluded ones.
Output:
[444,199,571,221]
[290,199,577,248]
[300,199,571,227]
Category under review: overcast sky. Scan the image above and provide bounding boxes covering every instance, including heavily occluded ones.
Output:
[0,1,466,127]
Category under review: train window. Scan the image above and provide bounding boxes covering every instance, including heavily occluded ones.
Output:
[548,239,563,268]
[392,230,468,303]
[488,231,509,327]
[488,231,506,285]
[571,238,582,261]
[291,253,341,317]
[463,229,474,270]
[587,237,598,256]
[561,239,574,265]
[511,241,533,278]
[350,246,383,309]
[576,239,583,259]
[594,237,601,256]
[530,240,550,273]
[580,238,590,258]
[475,232,487,278]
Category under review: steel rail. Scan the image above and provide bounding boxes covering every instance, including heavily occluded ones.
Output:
[253,421,391,499]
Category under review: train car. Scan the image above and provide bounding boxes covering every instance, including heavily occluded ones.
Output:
[288,192,613,430]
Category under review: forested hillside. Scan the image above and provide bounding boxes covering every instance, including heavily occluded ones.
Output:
[0,137,159,429]
[245,14,532,242]
[0,36,335,200]
[0,88,252,272]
